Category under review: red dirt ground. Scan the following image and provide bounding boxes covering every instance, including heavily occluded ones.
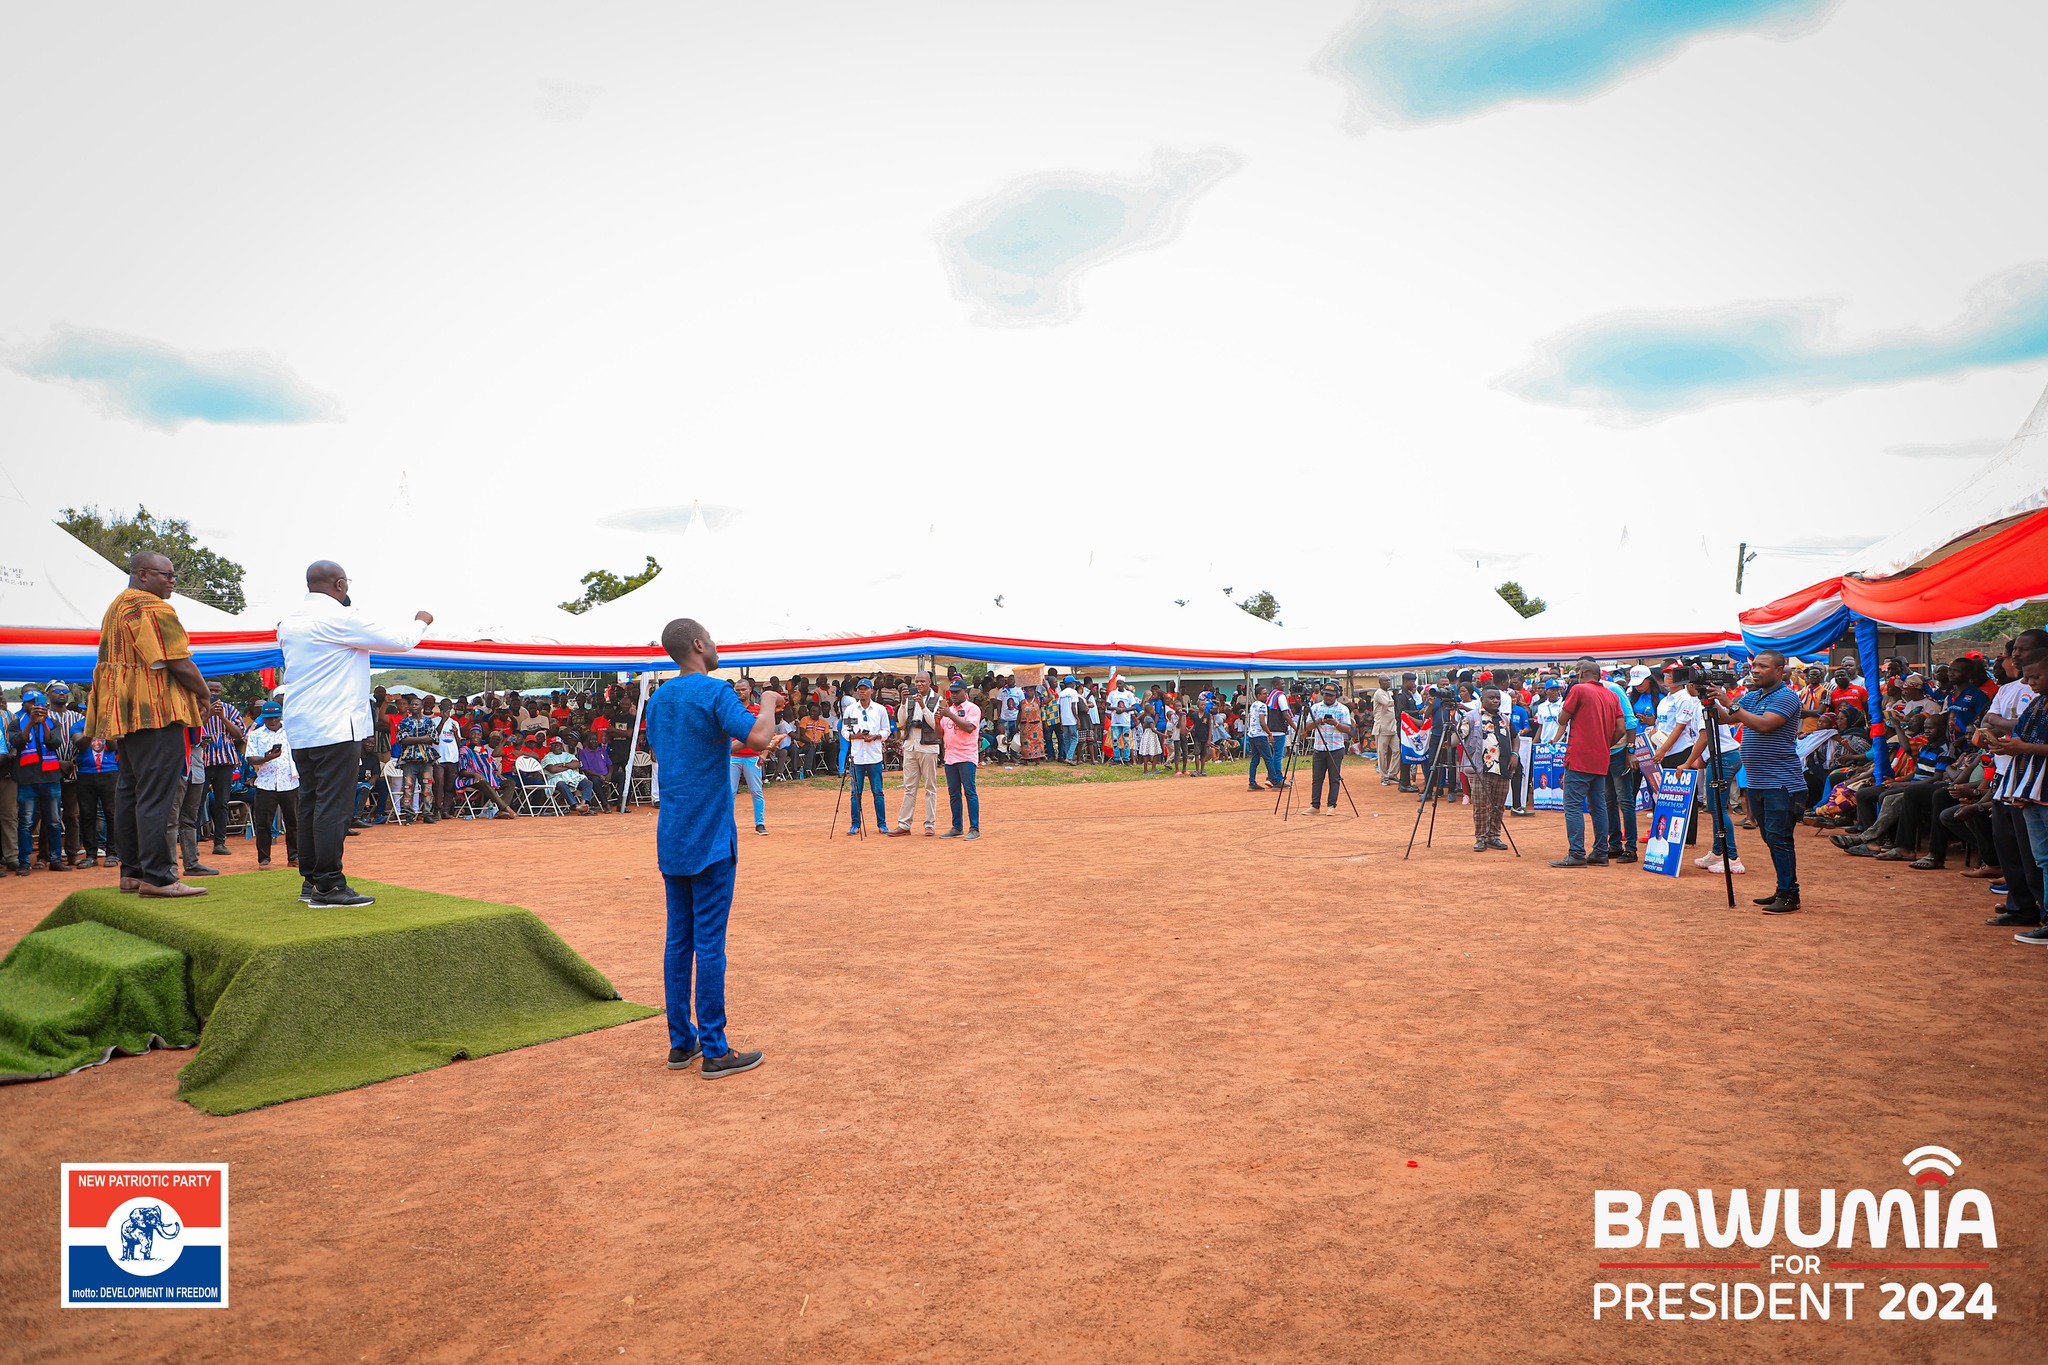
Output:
[2,773,2042,1363]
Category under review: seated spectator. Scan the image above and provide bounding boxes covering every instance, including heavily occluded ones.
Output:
[460,728,521,818]
[576,732,614,803]
[541,737,599,814]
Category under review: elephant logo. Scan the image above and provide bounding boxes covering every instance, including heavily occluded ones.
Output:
[117,1203,182,1264]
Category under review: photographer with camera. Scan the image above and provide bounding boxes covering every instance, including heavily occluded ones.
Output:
[1698,650,1805,913]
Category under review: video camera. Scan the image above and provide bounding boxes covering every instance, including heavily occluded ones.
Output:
[1685,659,1744,692]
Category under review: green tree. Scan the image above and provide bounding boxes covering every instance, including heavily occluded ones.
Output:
[1496,580,1546,618]
[1936,600,2048,644]
[560,556,662,615]
[59,504,247,612]
[1227,587,1282,624]
[430,670,538,698]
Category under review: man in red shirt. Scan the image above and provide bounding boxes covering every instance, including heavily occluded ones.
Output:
[1551,657,1625,867]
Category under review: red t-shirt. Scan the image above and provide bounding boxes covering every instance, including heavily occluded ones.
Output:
[732,704,760,758]
[1829,685,1868,714]
[591,714,610,732]
[1559,681,1622,775]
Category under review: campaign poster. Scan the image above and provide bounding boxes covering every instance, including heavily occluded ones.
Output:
[1641,769,1699,877]
[1532,743,1565,811]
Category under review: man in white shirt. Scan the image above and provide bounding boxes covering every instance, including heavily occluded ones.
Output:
[996,678,1024,757]
[1106,681,1137,765]
[1307,683,1352,817]
[842,679,891,835]
[433,699,464,820]
[1056,679,1082,764]
[1244,692,1270,791]
[243,701,300,868]
[1533,682,1564,745]
[279,560,432,908]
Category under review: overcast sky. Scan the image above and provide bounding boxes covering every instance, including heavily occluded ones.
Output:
[4,0,2045,634]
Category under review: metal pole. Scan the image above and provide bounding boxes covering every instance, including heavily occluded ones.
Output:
[619,670,652,813]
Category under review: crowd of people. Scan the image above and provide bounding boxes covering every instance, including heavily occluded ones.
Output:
[17,557,2046,941]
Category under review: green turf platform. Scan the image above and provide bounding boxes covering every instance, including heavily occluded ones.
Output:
[4,877,657,1115]
[0,921,201,1083]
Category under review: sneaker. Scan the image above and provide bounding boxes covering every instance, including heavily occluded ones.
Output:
[701,1047,764,1079]
[846,827,861,837]
[183,863,220,877]
[310,888,376,908]
[1473,840,1488,852]
[1989,882,2008,895]
[300,881,316,904]
[1694,853,1718,869]
[1610,851,1638,864]
[1323,806,1339,818]
[964,830,980,841]
[211,845,231,857]
[1487,838,1508,851]
[755,823,767,835]
[1550,856,1588,868]
[940,829,962,839]
[1586,856,1611,867]
[667,1045,702,1070]
[2016,926,2048,945]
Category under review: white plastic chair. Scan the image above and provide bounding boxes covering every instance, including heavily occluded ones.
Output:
[515,755,561,815]
[626,752,654,806]
[381,759,412,825]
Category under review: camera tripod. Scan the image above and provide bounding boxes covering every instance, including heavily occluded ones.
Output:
[1694,700,1739,908]
[1404,702,1519,859]
[1273,694,1361,821]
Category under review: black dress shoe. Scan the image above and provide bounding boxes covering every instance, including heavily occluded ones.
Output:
[1986,912,2040,927]
[1760,894,1802,914]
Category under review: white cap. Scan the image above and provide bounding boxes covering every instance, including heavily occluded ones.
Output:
[1627,665,1652,685]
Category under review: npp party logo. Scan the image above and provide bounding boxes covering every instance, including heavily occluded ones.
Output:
[61,1163,229,1308]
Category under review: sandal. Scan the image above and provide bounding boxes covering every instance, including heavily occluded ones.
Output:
[1874,848,1913,861]
[1909,857,1943,870]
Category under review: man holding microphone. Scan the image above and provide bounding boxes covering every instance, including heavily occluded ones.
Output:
[645,618,782,1079]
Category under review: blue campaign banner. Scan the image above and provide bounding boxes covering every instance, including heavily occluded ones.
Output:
[1642,769,1699,877]
[1531,743,1565,811]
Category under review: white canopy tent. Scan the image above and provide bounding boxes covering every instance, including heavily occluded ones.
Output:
[0,493,243,634]
[1854,377,2048,577]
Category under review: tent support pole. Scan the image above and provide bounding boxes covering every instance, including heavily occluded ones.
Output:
[620,670,652,814]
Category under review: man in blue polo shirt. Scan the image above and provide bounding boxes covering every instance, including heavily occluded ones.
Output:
[1702,649,1805,913]
[644,618,783,1079]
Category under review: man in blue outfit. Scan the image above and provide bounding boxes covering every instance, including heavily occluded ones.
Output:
[644,617,782,1079]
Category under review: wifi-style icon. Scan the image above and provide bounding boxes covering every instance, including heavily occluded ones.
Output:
[1902,1145,1961,1187]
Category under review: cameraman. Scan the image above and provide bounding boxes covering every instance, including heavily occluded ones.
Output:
[1699,650,1805,913]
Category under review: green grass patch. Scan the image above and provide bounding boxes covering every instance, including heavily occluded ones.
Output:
[10,877,655,1115]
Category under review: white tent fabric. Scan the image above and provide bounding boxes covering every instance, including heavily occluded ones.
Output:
[0,494,243,632]
[1511,539,1743,643]
[1266,550,1531,644]
[1855,376,2048,575]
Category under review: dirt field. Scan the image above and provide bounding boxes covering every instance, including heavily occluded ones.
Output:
[3,770,2042,1363]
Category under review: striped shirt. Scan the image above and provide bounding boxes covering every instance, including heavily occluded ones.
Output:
[198,702,246,767]
[1992,694,2048,803]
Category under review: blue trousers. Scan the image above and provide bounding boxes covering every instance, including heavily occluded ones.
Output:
[1703,754,1740,859]
[1246,735,1270,786]
[1266,735,1286,786]
[849,762,886,829]
[17,780,62,864]
[663,854,736,1058]
[1562,767,1610,860]
[1060,724,1080,762]
[729,755,763,825]
[1752,787,1804,897]
[945,761,980,831]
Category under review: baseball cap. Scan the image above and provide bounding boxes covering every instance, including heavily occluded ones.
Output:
[259,701,282,718]
[948,676,966,692]
[1627,665,1652,685]
[855,678,873,688]
[20,689,45,706]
